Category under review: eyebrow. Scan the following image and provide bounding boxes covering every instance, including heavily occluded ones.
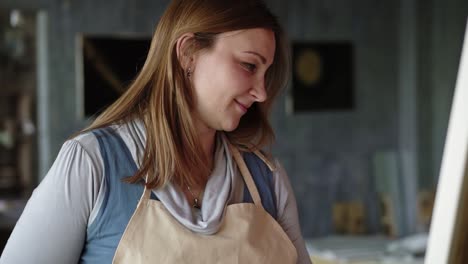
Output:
[243,51,267,64]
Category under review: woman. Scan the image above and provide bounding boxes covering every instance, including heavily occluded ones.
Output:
[1,0,311,263]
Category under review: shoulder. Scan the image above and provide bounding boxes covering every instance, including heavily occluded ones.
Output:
[70,119,146,166]
[244,154,294,209]
[47,133,105,189]
[69,130,102,163]
[243,150,276,172]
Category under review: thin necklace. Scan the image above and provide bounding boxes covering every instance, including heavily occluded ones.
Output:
[186,185,201,209]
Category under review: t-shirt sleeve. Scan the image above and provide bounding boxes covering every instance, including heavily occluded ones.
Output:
[0,139,102,264]
[273,160,312,264]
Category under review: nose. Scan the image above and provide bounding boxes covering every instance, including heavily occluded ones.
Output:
[251,78,267,102]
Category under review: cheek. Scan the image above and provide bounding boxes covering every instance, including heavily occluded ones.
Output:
[193,57,251,103]
[222,65,251,92]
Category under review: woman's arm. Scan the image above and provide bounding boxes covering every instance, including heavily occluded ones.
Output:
[273,160,312,264]
[0,139,102,264]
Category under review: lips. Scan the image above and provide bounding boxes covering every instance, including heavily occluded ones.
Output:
[234,100,249,113]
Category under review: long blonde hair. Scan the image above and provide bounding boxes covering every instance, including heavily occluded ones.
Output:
[82,0,290,189]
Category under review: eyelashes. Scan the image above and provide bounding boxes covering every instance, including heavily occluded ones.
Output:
[241,62,257,73]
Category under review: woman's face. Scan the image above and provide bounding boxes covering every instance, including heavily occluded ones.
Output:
[190,28,276,134]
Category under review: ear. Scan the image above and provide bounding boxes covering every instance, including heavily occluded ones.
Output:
[176,33,195,70]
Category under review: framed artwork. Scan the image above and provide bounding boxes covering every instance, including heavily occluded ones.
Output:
[291,42,354,113]
[81,35,151,117]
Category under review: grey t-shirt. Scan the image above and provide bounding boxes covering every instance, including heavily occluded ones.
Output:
[0,119,311,264]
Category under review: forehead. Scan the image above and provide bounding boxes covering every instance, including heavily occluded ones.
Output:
[214,28,276,64]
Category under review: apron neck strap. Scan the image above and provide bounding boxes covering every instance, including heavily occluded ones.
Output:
[142,186,152,200]
[140,175,152,202]
[227,142,262,206]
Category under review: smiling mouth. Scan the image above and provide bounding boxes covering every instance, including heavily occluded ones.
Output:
[234,100,248,113]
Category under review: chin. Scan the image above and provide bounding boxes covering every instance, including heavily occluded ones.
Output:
[222,125,239,132]
[221,120,241,132]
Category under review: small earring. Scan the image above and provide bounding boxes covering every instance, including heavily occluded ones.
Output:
[186,67,192,78]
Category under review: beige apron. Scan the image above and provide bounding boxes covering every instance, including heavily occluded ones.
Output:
[112,144,298,264]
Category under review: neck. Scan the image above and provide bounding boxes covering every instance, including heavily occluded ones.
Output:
[194,119,217,183]
[198,128,216,163]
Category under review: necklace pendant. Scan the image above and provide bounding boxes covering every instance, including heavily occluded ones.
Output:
[193,198,200,209]
[186,184,201,209]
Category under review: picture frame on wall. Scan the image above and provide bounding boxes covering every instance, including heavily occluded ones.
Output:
[79,35,151,118]
[291,42,355,113]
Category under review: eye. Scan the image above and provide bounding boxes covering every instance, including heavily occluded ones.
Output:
[241,62,257,73]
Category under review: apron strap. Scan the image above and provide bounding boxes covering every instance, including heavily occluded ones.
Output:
[140,176,152,202]
[142,186,152,200]
[228,142,262,206]
[252,149,276,171]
